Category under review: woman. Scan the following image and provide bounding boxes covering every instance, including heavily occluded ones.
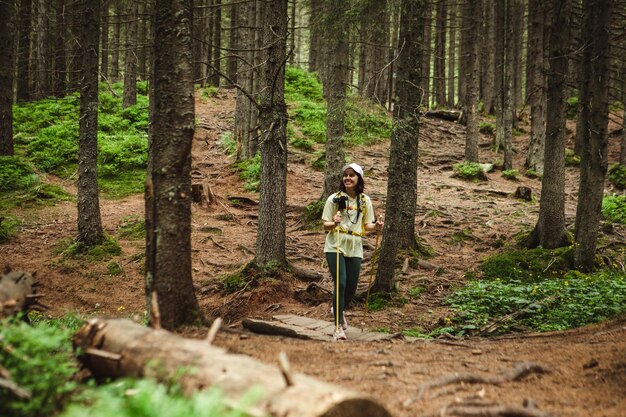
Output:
[322,163,383,340]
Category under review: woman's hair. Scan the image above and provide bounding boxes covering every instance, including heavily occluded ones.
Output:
[339,171,365,195]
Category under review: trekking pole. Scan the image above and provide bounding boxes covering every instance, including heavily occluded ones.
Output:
[334,211,341,337]
[362,215,382,330]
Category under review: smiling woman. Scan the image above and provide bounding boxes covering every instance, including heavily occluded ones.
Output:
[321,163,383,341]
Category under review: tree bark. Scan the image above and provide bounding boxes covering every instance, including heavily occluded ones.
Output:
[358,0,390,106]
[100,0,109,81]
[52,0,67,97]
[434,0,446,108]
[123,0,138,107]
[573,0,613,271]
[146,0,203,329]
[464,0,481,163]
[73,318,391,417]
[210,0,222,86]
[308,0,322,73]
[421,0,432,108]
[502,0,514,170]
[110,0,121,81]
[254,0,289,267]
[447,0,456,107]
[321,0,349,200]
[36,0,50,98]
[16,0,31,102]
[525,0,546,175]
[373,0,425,293]
[77,0,104,248]
[481,0,496,114]
[227,0,237,83]
[526,0,570,250]
[0,0,16,156]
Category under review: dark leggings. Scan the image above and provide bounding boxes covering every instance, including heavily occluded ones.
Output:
[325,252,362,327]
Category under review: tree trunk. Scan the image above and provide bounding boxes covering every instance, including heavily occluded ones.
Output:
[77,0,104,248]
[227,1,237,83]
[73,318,391,417]
[321,0,349,200]
[464,0,480,163]
[233,0,257,160]
[525,0,546,175]
[110,0,121,81]
[68,1,83,92]
[434,0,446,108]
[17,0,31,102]
[254,0,288,268]
[526,0,570,250]
[146,0,203,329]
[100,0,109,81]
[52,0,67,97]
[502,0,514,170]
[359,0,389,106]
[421,0,432,108]
[308,0,321,73]
[373,0,425,293]
[511,0,524,122]
[36,0,50,98]
[447,0,456,107]
[481,0,496,114]
[138,1,148,79]
[494,0,504,150]
[211,0,222,86]
[573,0,613,271]
[123,0,137,108]
[0,0,16,157]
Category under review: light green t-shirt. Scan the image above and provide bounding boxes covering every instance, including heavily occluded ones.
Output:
[322,192,375,258]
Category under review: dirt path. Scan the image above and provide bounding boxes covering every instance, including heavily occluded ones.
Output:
[1,90,625,417]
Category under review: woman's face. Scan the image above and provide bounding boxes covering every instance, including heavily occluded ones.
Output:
[342,168,359,190]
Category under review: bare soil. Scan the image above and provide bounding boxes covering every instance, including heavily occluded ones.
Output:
[1,90,625,417]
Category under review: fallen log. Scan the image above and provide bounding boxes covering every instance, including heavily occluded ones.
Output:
[0,266,44,319]
[73,318,391,417]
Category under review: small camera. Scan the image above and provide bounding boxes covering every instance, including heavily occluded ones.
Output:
[333,195,349,210]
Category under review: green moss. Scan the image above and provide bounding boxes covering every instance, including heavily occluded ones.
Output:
[608,163,626,189]
[452,162,487,181]
[602,195,626,224]
[502,169,519,181]
[0,156,39,192]
[480,246,574,283]
[565,149,581,167]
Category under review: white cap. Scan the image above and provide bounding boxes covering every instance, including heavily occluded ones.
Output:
[343,163,364,178]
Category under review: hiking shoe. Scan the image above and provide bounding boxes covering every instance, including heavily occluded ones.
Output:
[333,328,347,340]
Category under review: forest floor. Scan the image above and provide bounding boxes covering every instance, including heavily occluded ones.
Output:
[1,90,626,417]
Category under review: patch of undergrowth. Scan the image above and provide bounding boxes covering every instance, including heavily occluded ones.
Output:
[524,169,541,180]
[602,195,626,225]
[302,200,325,229]
[61,378,259,417]
[366,291,407,312]
[0,156,73,210]
[117,215,146,239]
[1,313,256,417]
[0,215,21,242]
[479,121,495,135]
[284,66,391,150]
[220,261,285,294]
[59,235,122,261]
[452,162,487,181]
[502,169,519,181]
[564,149,581,167]
[12,82,149,198]
[234,154,261,192]
[438,247,626,336]
[607,163,626,189]
[0,314,83,417]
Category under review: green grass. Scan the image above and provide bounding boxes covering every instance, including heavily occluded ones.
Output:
[452,162,487,181]
[602,195,626,224]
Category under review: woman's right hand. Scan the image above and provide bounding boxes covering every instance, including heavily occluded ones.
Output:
[333,211,342,224]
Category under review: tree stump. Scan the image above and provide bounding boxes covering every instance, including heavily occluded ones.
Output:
[514,186,533,201]
[73,318,391,417]
[0,266,43,319]
[191,180,214,206]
